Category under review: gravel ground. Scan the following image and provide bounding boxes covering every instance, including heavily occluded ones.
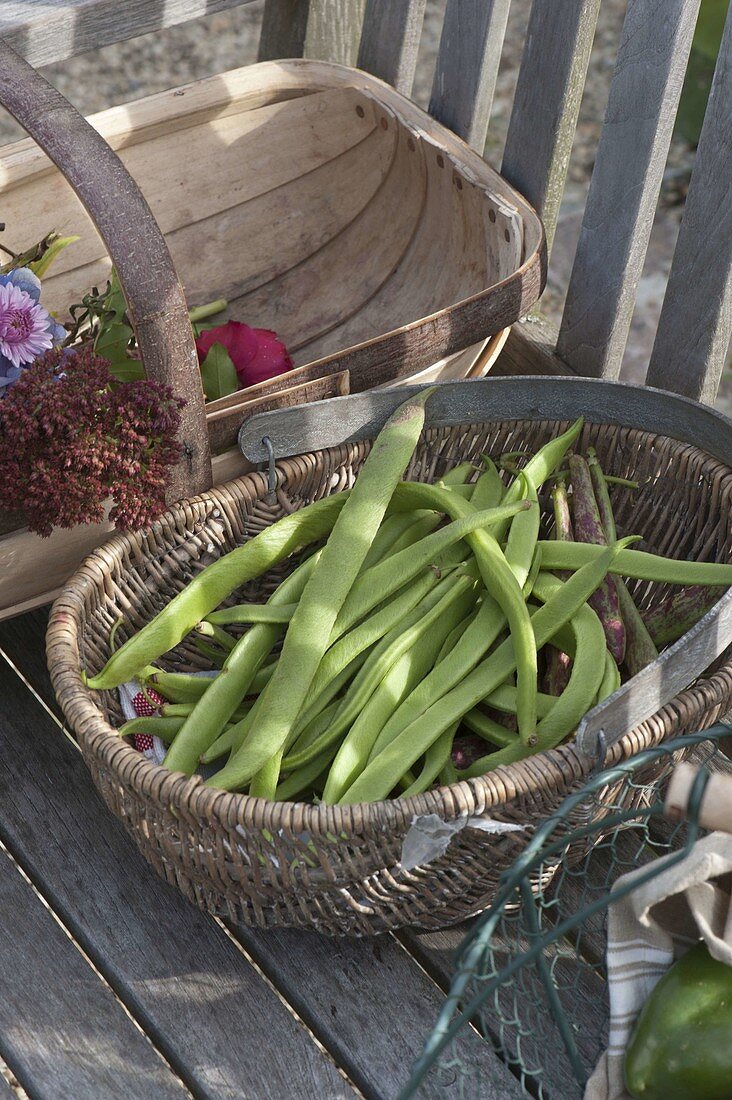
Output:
[0,0,728,413]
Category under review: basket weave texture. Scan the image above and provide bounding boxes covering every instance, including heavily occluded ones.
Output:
[48,419,732,935]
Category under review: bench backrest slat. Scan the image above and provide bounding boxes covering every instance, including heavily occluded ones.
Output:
[647,0,732,403]
[427,0,511,151]
[259,0,366,65]
[0,0,252,68]
[357,0,427,96]
[556,0,701,381]
[501,0,602,254]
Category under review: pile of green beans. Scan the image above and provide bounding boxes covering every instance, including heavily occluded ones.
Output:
[95,399,732,805]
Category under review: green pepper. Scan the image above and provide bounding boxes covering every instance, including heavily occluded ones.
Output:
[624,941,732,1100]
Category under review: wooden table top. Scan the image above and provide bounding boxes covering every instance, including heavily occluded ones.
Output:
[0,609,601,1100]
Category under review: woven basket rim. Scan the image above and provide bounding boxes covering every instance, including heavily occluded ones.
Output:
[47,426,732,837]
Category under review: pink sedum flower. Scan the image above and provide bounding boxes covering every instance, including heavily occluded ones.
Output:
[0,280,54,369]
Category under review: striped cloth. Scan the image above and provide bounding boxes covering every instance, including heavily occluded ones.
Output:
[584,832,732,1099]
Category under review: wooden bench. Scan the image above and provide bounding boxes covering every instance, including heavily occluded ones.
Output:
[0,1,730,1096]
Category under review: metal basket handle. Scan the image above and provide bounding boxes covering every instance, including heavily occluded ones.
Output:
[0,40,212,500]
[666,761,732,834]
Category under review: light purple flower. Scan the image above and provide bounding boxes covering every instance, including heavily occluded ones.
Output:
[0,279,54,370]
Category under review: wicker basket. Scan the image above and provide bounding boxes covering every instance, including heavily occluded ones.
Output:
[48,382,732,935]
[0,44,543,618]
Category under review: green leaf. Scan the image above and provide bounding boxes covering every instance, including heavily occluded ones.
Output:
[95,320,137,379]
[28,234,80,278]
[200,342,239,401]
[692,0,728,60]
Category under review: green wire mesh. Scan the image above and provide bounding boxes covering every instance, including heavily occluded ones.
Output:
[400,725,732,1100]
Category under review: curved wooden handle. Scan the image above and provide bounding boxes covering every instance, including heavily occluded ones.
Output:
[665,760,732,834]
[0,40,212,499]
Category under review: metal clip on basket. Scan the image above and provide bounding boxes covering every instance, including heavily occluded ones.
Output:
[400,725,732,1100]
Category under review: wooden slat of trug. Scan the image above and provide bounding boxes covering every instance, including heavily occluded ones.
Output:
[233,926,527,1099]
[556,0,701,379]
[647,1,732,402]
[0,845,188,1100]
[0,1,256,67]
[357,0,428,95]
[501,0,602,252]
[0,661,352,1100]
[258,0,366,65]
[428,0,512,150]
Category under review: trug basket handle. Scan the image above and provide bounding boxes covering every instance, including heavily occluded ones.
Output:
[0,40,212,500]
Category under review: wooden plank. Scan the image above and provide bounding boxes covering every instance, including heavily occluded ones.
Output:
[647,1,732,403]
[501,0,602,252]
[357,0,427,95]
[0,1,257,68]
[492,317,577,378]
[258,0,366,65]
[428,0,512,150]
[0,845,188,1100]
[403,921,606,1100]
[0,607,59,717]
[0,662,353,1100]
[556,0,701,379]
[233,925,527,1099]
[258,0,311,60]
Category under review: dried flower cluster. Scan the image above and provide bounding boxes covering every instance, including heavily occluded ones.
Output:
[0,345,184,536]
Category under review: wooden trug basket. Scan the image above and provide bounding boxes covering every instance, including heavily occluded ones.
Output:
[48,379,732,936]
[0,48,543,618]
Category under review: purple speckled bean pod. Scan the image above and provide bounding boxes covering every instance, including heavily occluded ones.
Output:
[641,584,727,647]
[545,475,573,694]
[587,448,657,675]
[568,455,626,664]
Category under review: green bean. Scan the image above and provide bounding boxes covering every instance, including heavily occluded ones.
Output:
[295,568,450,731]
[439,760,459,786]
[522,545,543,598]
[118,716,185,742]
[207,603,298,626]
[360,512,431,571]
[536,541,732,585]
[161,702,198,718]
[164,550,320,774]
[86,492,354,690]
[490,418,583,542]
[368,593,506,761]
[275,744,338,801]
[471,458,504,509]
[462,709,517,748]
[457,584,608,779]
[595,649,621,705]
[285,571,480,776]
[193,638,227,667]
[286,648,377,746]
[505,472,540,590]
[476,684,555,719]
[146,669,214,703]
[206,390,435,792]
[387,480,539,745]
[331,499,529,641]
[195,621,236,651]
[400,724,459,797]
[338,541,628,804]
[321,583,474,802]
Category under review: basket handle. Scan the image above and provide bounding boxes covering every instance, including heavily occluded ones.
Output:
[665,761,732,834]
[0,40,212,500]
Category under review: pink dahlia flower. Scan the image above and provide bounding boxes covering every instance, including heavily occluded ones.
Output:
[0,280,54,370]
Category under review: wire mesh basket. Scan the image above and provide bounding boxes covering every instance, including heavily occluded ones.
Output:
[400,725,732,1100]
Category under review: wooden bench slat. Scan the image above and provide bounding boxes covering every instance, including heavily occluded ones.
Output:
[357,0,427,96]
[0,1,256,68]
[0,659,353,1100]
[556,0,701,379]
[0,608,61,718]
[501,0,602,252]
[647,1,732,403]
[233,925,526,1099]
[258,0,366,65]
[428,0,511,151]
[0,845,188,1100]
